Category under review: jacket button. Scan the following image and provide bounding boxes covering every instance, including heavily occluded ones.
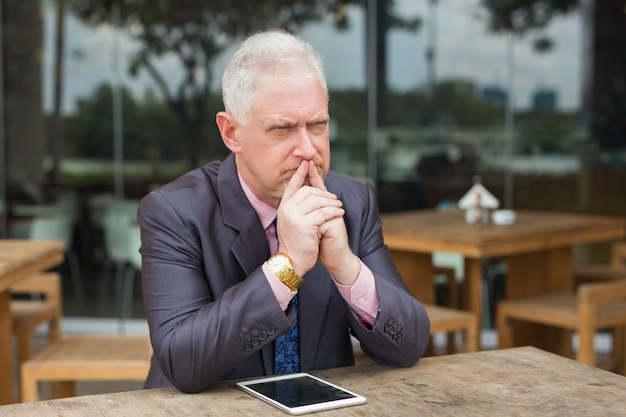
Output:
[243,343,253,352]
[258,331,268,341]
[267,326,276,336]
[251,336,260,346]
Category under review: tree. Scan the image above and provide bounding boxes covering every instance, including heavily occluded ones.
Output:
[480,0,581,52]
[480,0,626,154]
[67,0,353,167]
[67,0,420,168]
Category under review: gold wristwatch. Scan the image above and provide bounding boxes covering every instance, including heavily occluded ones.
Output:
[266,252,303,291]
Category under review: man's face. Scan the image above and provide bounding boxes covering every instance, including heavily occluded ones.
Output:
[231,75,330,207]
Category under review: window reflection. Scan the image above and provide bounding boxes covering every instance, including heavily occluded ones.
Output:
[1,0,624,318]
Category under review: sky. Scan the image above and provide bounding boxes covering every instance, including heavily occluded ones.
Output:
[42,0,584,114]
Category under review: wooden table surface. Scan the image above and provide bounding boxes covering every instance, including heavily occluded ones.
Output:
[0,239,65,405]
[380,209,626,352]
[2,347,625,416]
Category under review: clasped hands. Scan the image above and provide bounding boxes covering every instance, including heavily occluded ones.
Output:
[276,160,360,286]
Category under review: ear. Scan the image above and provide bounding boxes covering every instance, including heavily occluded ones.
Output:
[216,111,241,153]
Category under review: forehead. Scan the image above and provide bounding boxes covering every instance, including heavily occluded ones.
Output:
[252,75,328,121]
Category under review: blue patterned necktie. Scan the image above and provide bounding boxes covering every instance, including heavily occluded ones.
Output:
[272,217,300,374]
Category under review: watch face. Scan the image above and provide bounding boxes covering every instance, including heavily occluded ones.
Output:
[268,253,288,272]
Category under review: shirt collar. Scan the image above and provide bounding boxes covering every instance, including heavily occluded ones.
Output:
[237,171,277,230]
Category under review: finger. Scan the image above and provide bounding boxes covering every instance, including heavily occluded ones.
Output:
[281,161,308,202]
[307,160,327,191]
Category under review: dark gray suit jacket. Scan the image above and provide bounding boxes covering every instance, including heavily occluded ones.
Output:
[138,154,430,393]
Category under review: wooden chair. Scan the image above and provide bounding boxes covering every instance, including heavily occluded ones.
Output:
[574,241,626,284]
[424,304,478,354]
[496,279,626,375]
[572,241,626,368]
[20,334,152,402]
[388,250,478,355]
[10,272,63,366]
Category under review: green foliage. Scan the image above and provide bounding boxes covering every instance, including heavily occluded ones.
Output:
[480,0,581,53]
[65,0,421,167]
[515,110,581,154]
[481,0,581,35]
[63,83,194,161]
[384,80,503,128]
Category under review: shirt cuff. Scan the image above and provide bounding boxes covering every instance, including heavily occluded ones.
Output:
[262,262,296,311]
[334,260,380,327]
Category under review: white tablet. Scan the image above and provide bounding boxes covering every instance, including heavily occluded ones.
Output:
[236,373,367,415]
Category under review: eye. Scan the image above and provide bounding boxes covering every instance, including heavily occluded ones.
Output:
[270,125,290,133]
[308,120,328,132]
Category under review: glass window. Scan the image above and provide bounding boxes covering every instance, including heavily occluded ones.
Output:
[2,0,624,318]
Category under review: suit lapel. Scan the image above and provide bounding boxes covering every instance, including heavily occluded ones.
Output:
[217,154,270,276]
[217,155,275,372]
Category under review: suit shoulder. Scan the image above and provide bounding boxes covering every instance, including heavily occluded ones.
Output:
[149,161,221,197]
[326,171,374,197]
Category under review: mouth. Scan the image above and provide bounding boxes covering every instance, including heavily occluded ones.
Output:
[280,160,325,180]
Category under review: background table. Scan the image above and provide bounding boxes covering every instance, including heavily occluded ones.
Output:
[0,239,65,405]
[380,209,626,353]
[1,347,625,416]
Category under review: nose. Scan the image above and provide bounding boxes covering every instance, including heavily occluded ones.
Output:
[293,126,317,159]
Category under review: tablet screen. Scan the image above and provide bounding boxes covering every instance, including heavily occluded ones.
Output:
[237,373,366,415]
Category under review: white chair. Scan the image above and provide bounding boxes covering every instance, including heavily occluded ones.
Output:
[26,213,84,301]
[120,224,142,332]
[99,202,140,331]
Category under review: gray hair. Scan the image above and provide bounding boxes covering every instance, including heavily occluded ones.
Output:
[221,30,328,125]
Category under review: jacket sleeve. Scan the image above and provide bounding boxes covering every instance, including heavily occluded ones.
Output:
[138,191,294,393]
[337,177,431,367]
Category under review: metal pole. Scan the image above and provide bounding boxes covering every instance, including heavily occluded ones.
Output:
[0,0,6,238]
[504,34,515,209]
[50,0,66,184]
[112,2,124,201]
[366,0,378,188]
[426,0,438,98]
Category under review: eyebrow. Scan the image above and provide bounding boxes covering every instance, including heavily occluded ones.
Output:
[263,113,328,127]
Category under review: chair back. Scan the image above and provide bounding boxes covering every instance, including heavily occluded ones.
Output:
[578,278,626,307]
[101,205,135,263]
[11,272,62,306]
[127,224,142,271]
[612,242,626,267]
[29,214,73,246]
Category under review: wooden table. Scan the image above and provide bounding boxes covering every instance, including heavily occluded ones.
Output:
[0,239,65,405]
[1,347,625,416]
[380,209,626,353]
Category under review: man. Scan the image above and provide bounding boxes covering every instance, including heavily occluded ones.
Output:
[138,30,430,393]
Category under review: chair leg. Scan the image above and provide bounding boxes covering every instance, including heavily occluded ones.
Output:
[49,316,62,344]
[50,381,75,400]
[438,267,458,354]
[67,251,85,301]
[461,316,479,353]
[496,306,513,349]
[121,267,136,322]
[615,326,626,376]
[15,326,33,366]
[20,363,39,402]
[577,325,595,367]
